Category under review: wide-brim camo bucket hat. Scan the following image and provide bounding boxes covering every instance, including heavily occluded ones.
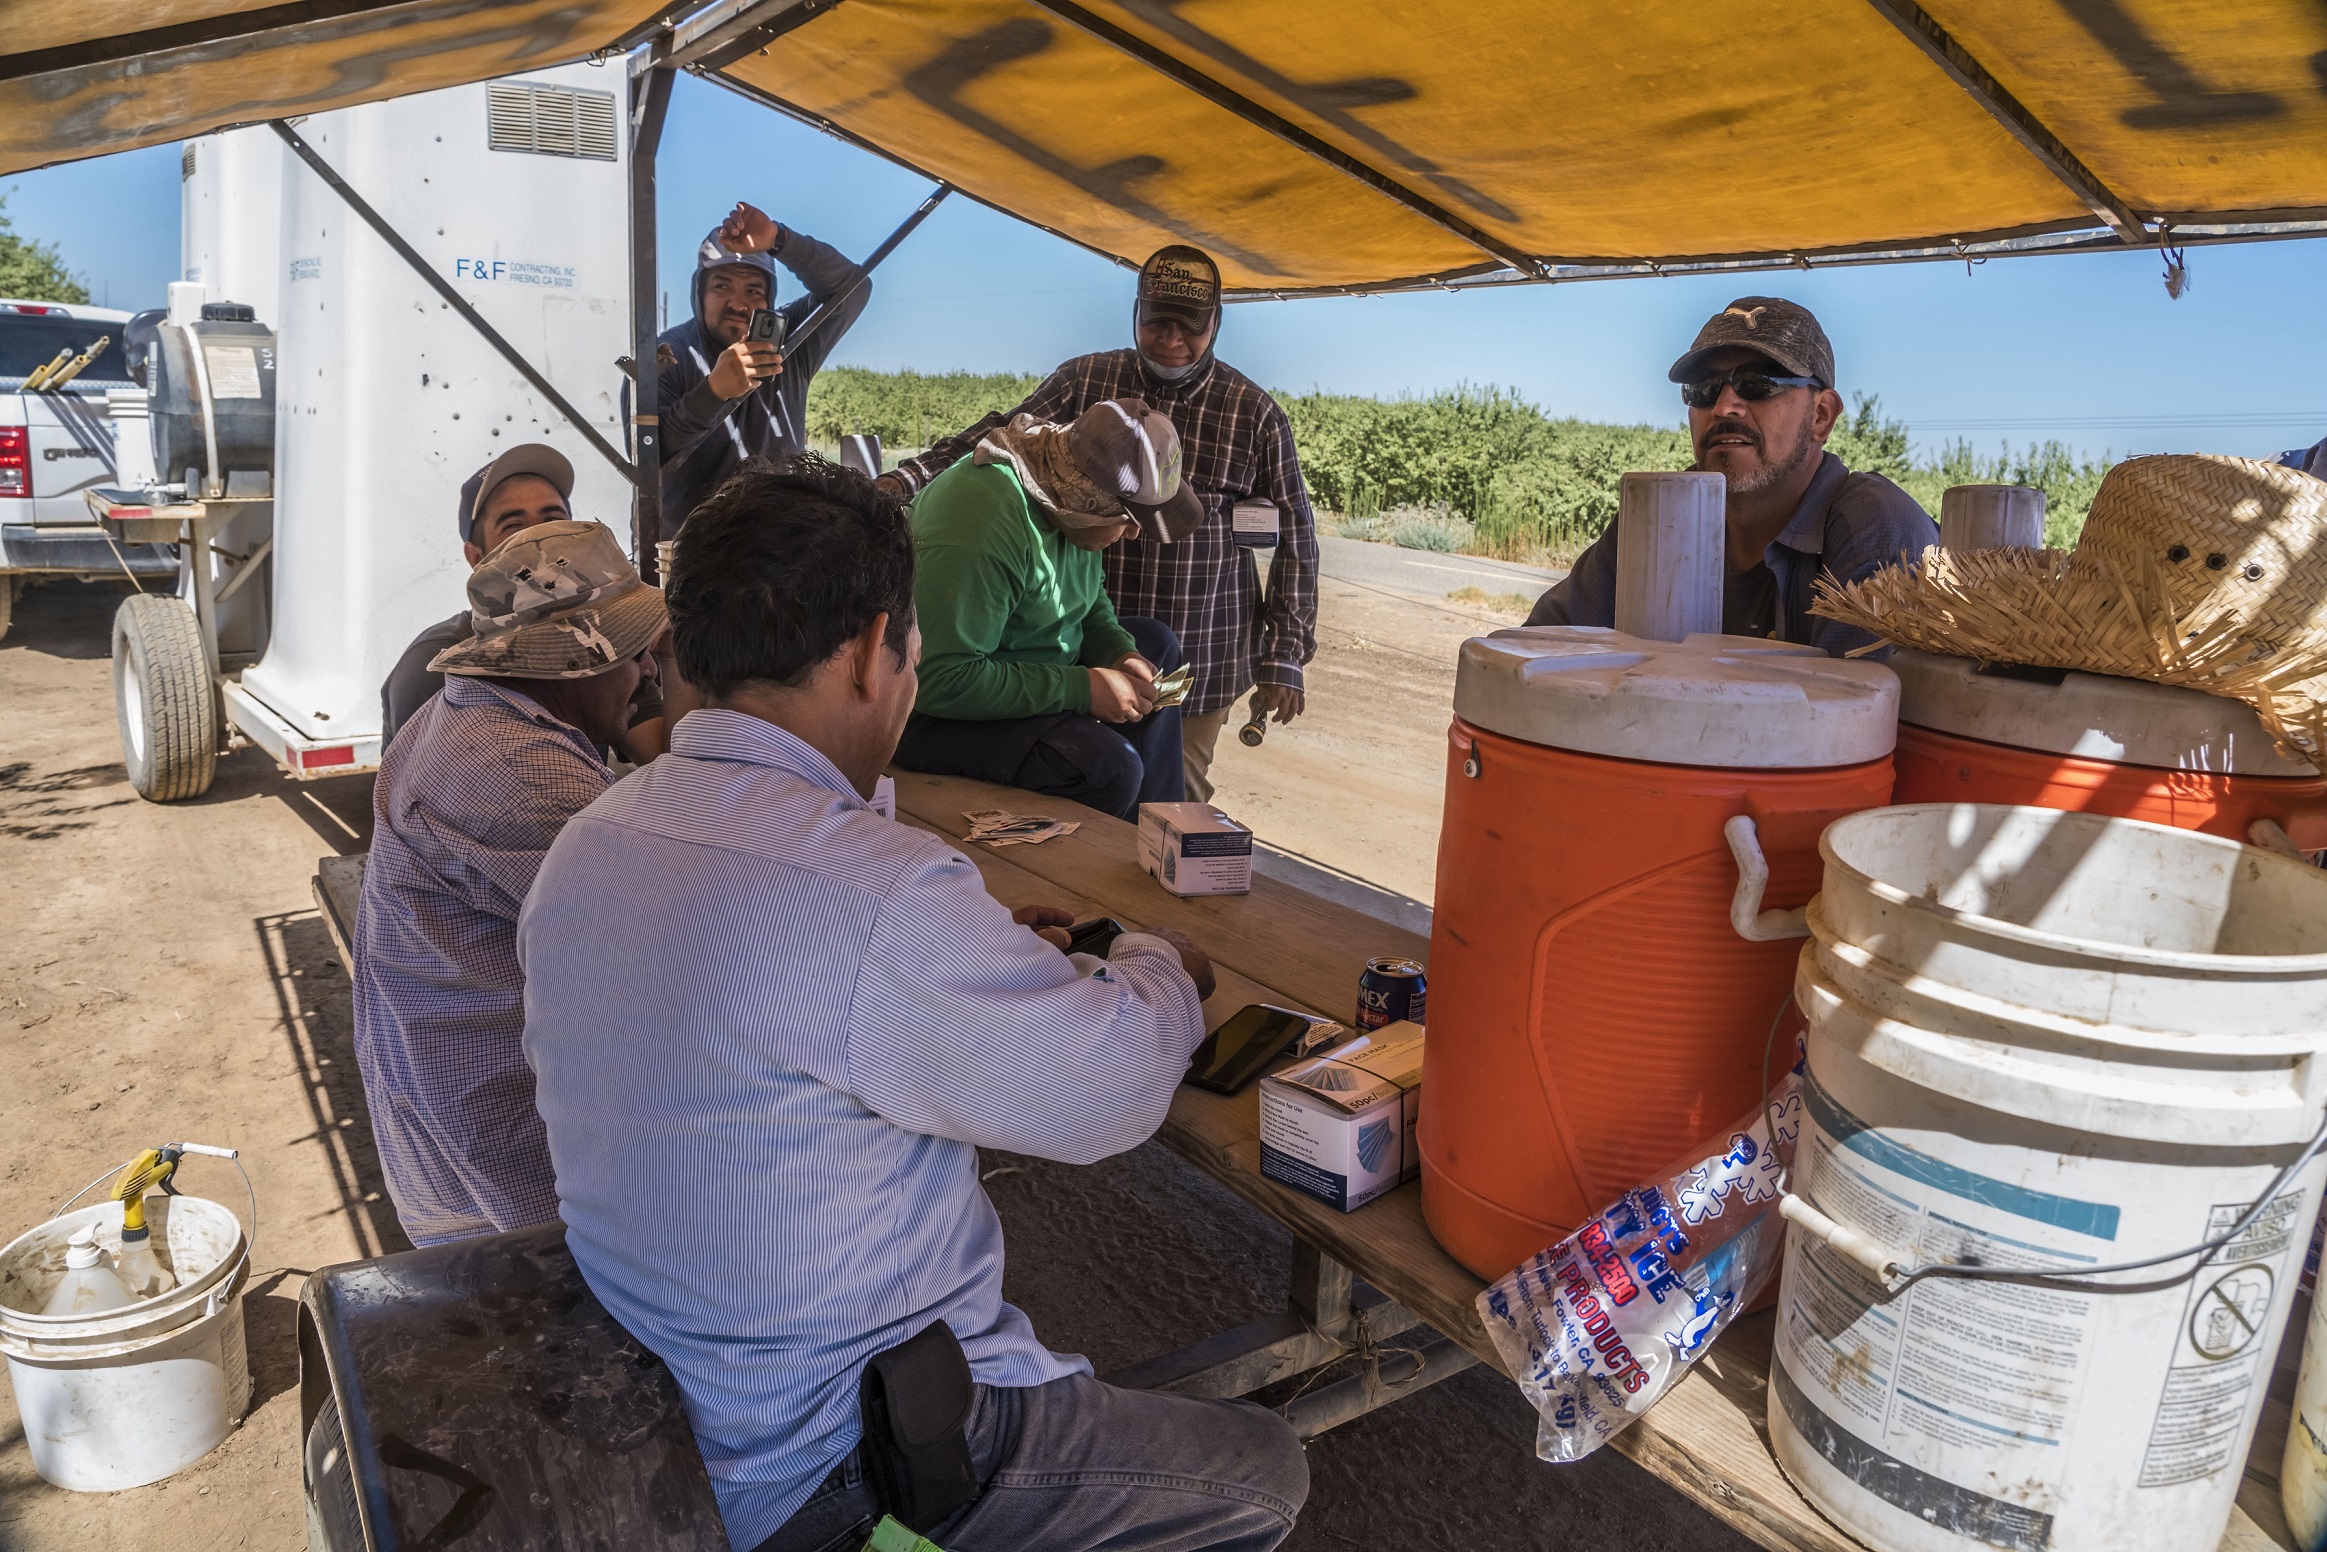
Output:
[432,519,667,679]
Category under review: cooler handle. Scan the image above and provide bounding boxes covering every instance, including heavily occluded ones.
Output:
[2250,819,2308,859]
[1725,816,1811,942]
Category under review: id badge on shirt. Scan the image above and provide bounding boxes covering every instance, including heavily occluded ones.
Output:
[1231,498,1279,549]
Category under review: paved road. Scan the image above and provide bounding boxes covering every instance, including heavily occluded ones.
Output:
[1315,535,1559,608]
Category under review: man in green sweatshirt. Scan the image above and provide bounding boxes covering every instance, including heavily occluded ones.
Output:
[893,398,1205,819]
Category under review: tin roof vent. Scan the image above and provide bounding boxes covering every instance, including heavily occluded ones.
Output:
[486,83,618,161]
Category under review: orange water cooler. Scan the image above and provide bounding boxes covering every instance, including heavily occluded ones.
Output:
[1888,648,2327,849]
[1419,628,1901,1282]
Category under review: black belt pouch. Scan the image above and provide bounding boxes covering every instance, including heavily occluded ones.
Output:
[858,1321,980,1532]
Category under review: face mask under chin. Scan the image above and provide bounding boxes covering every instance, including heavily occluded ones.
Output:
[1139,351,1202,384]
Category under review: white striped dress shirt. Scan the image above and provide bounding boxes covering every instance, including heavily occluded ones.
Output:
[518,710,1207,1549]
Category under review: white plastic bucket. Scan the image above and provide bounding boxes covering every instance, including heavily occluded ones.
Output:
[0,1194,252,1491]
[1771,803,2327,1552]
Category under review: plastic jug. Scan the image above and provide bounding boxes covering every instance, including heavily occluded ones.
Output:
[1419,627,1898,1280]
[40,1226,136,1317]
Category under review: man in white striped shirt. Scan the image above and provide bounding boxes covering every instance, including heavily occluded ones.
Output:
[520,458,1308,1552]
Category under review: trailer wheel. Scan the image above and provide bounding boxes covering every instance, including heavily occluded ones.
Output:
[113,593,217,801]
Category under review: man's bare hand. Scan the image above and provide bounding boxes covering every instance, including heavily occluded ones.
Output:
[1113,653,1157,691]
[1147,926,1216,1000]
[1013,903,1075,951]
[1088,666,1157,724]
[716,201,781,254]
[1253,685,1305,724]
[707,340,783,399]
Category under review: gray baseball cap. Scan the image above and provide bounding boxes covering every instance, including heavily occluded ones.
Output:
[431,520,665,679]
[457,442,575,542]
[1668,297,1836,390]
[1067,398,1205,542]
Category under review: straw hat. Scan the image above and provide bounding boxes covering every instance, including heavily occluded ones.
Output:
[2075,454,2327,639]
[1812,455,2327,758]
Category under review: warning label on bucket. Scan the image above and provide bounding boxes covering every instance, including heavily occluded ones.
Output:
[2136,1195,2302,1488]
[1775,1071,2123,1548]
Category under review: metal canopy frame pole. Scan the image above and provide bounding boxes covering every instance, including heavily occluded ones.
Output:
[1020,0,1546,280]
[630,60,676,575]
[778,182,954,362]
[268,119,641,486]
[664,0,838,72]
[1859,0,2145,243]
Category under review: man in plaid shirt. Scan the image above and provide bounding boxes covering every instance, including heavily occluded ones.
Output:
[885,246,1317,801]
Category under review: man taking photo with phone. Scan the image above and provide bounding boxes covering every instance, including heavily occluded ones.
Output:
[655,200,873,535]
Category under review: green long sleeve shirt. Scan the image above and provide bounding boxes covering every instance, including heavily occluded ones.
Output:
[910,458,1139,721]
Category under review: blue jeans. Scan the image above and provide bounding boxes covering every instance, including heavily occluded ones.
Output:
[753,1374,1308,1552]
[892,617,1187,821]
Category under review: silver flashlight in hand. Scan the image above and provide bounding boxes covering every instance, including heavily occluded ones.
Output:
[1238,693,1269,747]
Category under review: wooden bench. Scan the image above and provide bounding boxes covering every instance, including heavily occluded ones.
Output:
[313,769,2302,1551]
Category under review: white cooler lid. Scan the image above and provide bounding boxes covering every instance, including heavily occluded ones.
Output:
[1454,627,1900,768]
[1892,648,2317,776]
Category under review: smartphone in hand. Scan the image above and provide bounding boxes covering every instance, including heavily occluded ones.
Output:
[746,307,788,348]
[1063,917,1126,957]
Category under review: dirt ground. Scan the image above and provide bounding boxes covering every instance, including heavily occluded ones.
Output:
[1200,537,1551,908]
[0,576,1743,1552]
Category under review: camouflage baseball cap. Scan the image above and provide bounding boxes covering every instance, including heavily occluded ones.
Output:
[430,521,666,680]
[1668,296,1836,390]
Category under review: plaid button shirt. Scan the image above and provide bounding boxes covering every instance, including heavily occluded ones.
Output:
[894,350,1318,717]
[352,676,613,1246]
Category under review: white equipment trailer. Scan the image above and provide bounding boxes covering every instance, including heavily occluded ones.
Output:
[96,62,636,800]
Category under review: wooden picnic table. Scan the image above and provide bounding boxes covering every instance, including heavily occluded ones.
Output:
[883,770,2301,1552]
[312,768,2301,1552]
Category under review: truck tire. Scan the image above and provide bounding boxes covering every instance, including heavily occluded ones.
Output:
[0,576,15,641]
[114,592,217,801]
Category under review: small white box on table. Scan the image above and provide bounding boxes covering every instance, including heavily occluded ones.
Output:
[1258,1022,1424,1212]
[1137,802,1252,896]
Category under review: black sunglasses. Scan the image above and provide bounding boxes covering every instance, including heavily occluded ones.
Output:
[1680,365,1823,409]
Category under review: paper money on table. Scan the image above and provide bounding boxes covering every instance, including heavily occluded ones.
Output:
[962,809,1081,847]
[1151,664,1194,709]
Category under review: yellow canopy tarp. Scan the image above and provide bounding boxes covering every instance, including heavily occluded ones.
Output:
[5,0,2323,292]
[705,0,2327,291]
[0,0,674,174]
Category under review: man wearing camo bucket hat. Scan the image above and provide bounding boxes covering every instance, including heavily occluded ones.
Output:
[351,520,665,1246]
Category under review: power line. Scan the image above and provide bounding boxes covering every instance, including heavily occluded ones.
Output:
[1898,411,2326,433]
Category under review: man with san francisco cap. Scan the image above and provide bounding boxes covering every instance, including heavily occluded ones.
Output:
[893,397,1207,820]
[1526,295,1935,657]
[352,520,665,1247]
[886,246,1320,802]
[383,443,608,741]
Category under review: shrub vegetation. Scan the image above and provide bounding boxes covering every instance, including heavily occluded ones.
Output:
[808,369,2112,562]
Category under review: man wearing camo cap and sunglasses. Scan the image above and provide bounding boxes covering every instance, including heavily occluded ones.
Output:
[352,521,664,1247]
[1525,296,1935,658]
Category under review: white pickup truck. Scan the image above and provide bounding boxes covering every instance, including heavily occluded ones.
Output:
[0,298,177,637]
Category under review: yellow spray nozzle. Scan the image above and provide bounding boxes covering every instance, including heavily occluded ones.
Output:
[111,1147,183,1235]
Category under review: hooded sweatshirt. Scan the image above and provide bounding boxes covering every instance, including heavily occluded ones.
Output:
[652,226,871,530]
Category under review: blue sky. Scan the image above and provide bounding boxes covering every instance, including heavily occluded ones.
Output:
[7,71,2322,465]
